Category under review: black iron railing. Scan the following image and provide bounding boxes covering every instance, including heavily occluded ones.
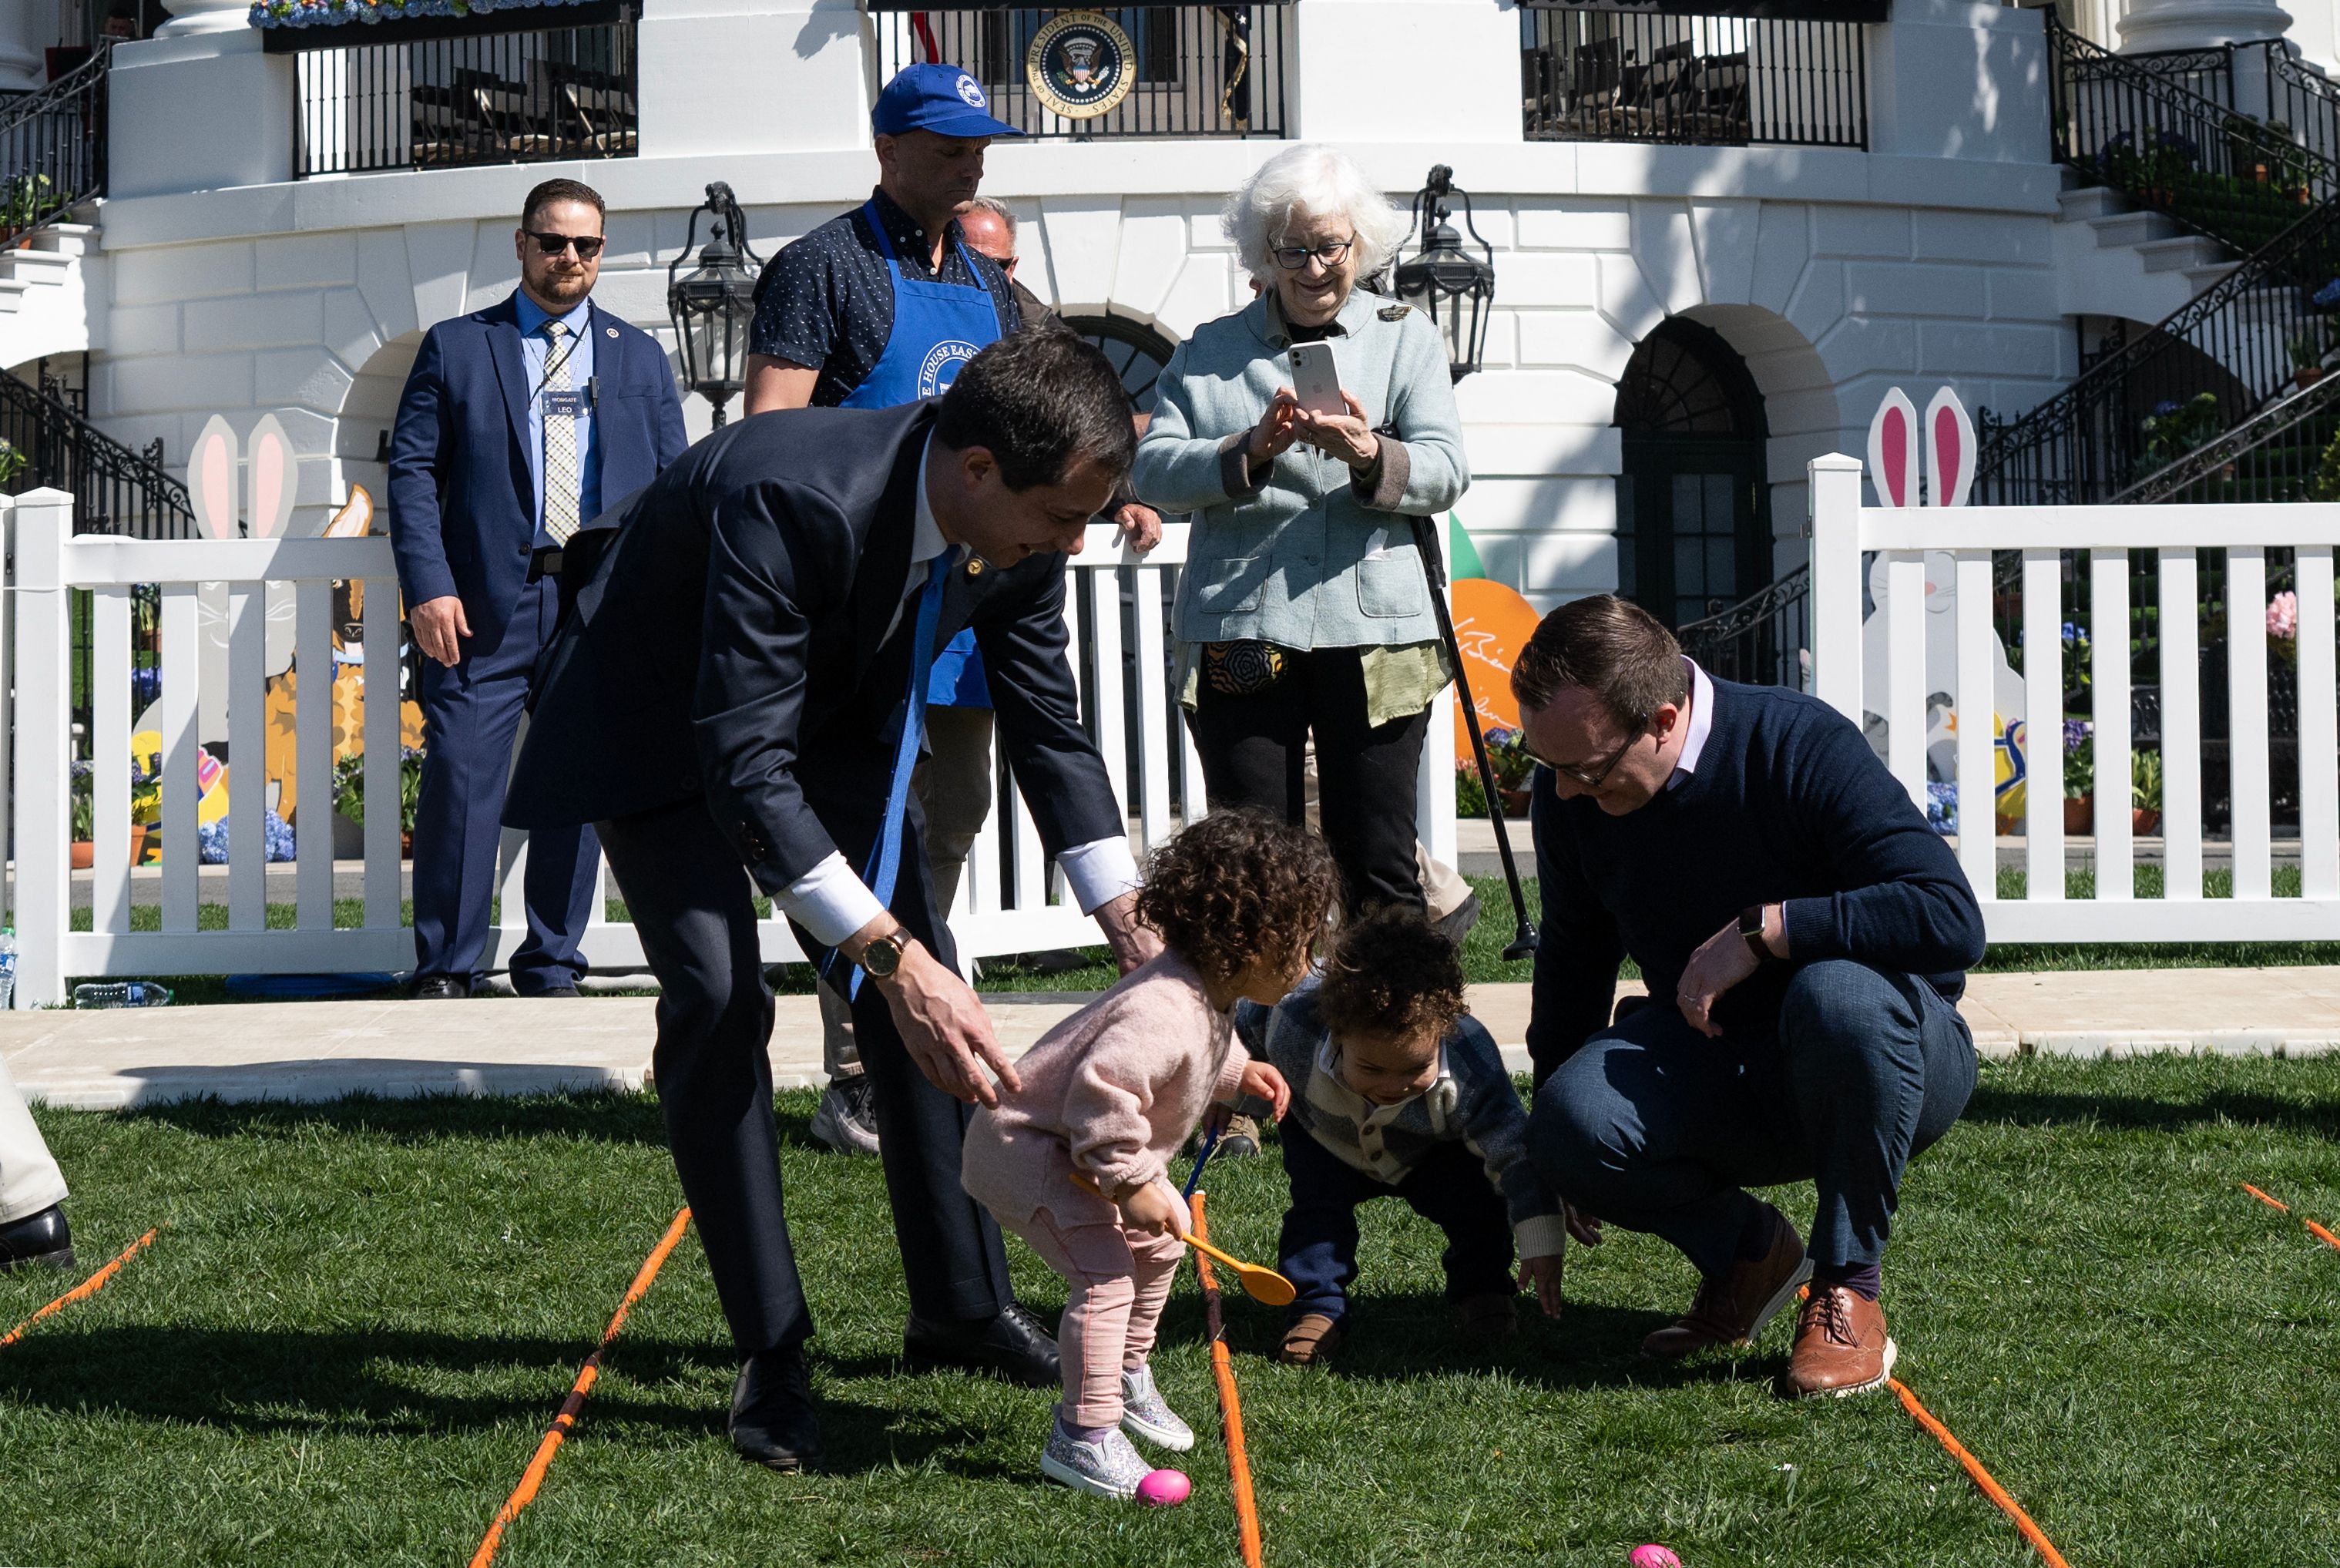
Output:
[2109,357,2340,503]
[285,5,639,176]
[2048,18,2336,256]
[2252,39,2340,174]
[1975,196,2340,505]
[867,3,1290,139]
[1520,6,1866,149]
[1675,561,1811,688]
[0,42,106,239]
[0,371,196,539]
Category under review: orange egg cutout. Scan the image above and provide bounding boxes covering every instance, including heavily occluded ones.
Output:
[1450,577,1542,755]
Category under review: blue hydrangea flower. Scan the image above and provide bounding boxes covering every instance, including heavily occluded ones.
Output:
[196,811,298,864]
[1926,781,1959,837]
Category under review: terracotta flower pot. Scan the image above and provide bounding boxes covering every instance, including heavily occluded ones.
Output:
[71,841,93,870]
[2298,367,2325,390]
[1497,787,1533,818]
[2133,808,2161,836]
[2063,795,2094,836]
[129,824,148,866]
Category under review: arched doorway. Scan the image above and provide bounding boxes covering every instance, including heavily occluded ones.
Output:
[1613,317,1772,630]
[1059,313,1177,417]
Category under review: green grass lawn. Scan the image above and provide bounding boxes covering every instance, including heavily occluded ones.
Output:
[3,1057,2336,1566]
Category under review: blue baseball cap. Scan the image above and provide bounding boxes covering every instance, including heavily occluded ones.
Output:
[873,63,1023,139]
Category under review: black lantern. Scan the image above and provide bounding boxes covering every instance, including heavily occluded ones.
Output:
[1395,165,1496,384]
[666,181,764,427]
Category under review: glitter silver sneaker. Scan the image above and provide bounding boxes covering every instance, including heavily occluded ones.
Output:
[1119,1365,1194,1452]
[1039,1419,1154,1500]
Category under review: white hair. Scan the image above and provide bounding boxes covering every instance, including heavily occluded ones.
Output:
[962,193,1017,239]
[1222,144,1410,286]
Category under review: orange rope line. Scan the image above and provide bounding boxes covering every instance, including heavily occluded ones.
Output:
[1889,1378,2071,1568]
[1191,1193,1265,1568]
[0,1227,159,1350]
[466,1207,692,1568]
[2241,1183,2340,1252]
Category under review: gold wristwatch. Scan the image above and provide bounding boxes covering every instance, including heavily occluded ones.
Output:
[861,930,909,979]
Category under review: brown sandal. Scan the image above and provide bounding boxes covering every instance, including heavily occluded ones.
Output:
[1279,1311,1344,1367]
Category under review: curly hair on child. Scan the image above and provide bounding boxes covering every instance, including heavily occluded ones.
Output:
[1318,905,1469,1049]
[1136,809,1336,985]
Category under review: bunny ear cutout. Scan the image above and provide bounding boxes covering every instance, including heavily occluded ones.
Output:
[1866,388,1919,509]
[1923,386,1976,509]
[189,415,240,541]
[322,484,374,539]
[246,413,297,539]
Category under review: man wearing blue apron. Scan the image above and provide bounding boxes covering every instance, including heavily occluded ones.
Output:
[740,65,1026,1157]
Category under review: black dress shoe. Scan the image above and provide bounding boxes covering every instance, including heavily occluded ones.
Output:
[411,975,472,1000]
[0,1204,75,1273]
[904,1301,1062,1388]
[522,985,582,998]
[730,1345,823,1473]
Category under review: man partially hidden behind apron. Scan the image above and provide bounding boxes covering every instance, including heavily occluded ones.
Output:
[737,63,1026,1156]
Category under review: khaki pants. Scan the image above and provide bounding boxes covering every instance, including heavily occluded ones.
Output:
[821,706,997,1080]
[0,1051,67,1225]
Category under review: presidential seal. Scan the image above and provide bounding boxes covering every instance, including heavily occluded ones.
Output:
[1027,10,1134,120]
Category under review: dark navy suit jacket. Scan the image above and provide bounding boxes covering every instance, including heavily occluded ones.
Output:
[502,401,1124,905]
[387,290,687,652]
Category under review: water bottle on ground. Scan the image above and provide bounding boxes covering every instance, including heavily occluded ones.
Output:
[0,928,15,1012]
[71,981,173,1009]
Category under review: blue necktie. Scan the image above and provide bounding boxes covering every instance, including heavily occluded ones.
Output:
[831,552,952,998]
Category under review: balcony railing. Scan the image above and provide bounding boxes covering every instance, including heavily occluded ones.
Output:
[0,42,106,238]
[867,2,1291,139]
[1520,5,1867,149]
[277,3,639,178]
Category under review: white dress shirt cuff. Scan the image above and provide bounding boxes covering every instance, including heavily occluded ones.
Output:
[777,852,889,950]
[1058,836,1142,915]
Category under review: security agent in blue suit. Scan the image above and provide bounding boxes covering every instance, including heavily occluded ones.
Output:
[388,177,687,999]
[505,331,1162,1472]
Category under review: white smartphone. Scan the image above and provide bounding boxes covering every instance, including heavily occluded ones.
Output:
[1287,341,1346,418]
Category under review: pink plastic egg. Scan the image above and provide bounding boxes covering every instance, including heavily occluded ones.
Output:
[1136,1468,1191,1507]
[1628,1548,1683,1568]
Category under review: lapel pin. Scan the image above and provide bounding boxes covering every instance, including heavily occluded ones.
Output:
[966,558,987,577]
[605,326,619,338]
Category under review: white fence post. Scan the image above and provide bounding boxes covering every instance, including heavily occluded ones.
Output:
[12,489,73,1008]
[1808,454,1864,725]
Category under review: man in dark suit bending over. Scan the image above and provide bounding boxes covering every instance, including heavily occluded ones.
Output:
[505,328,1159,1472]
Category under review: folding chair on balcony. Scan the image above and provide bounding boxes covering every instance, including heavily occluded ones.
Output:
[453,66,552,158]
[543,59,639,156]
[1567,36,1623,136]
[1688,49,1751,143]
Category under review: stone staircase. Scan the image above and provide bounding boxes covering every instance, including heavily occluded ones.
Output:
[2053,173,2240,327]
[0,222,98,371]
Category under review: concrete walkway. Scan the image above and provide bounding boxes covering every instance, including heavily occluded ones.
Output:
[3,967,2335,1110]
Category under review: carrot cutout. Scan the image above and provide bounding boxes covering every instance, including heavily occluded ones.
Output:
[467,1208,693,1568]
[2243,1183,2340,1252]
[1191,1193,1266,1568]
[1889,1378,2071,1568]
[0,1227,159,1350]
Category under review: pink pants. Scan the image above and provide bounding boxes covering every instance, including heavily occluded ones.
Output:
[1002,1196,1189,1428]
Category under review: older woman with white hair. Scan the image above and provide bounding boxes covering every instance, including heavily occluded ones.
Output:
[1133,143,1469,918]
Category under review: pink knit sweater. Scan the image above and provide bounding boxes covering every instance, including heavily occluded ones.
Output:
[962,949,1249,1226]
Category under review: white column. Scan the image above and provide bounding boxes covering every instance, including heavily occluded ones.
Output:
[156,0,253,39]
[2118,0,2293,54]
[0,0,49,93]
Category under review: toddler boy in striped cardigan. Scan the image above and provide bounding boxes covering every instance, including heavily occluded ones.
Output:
[1235,907,1572,1366]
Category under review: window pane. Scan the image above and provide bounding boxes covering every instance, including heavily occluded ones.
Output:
[1707,536,1735,592]
[1672,472,1701,524]
[1705,472,1734,522]
[1675,536,1703,593]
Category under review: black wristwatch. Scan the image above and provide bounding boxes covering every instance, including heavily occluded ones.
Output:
[861,931,910,979]
[1738,905,1773,965]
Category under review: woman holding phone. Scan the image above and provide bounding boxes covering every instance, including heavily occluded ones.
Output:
[1134,143,1469,924]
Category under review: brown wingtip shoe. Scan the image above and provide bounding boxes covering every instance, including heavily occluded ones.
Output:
[1641,1205,1813,1360]
[1784,1284,1897,1398]
[1279,1311,1344,1367]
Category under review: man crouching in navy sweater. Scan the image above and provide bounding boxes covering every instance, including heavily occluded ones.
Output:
[1516,595,1984,1398]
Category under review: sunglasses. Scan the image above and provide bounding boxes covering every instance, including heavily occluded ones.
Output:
[525,230,605,260]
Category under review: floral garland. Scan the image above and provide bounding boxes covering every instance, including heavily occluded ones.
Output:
[250,0,603,30]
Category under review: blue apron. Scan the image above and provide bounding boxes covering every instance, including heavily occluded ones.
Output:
[843,200,1000,709]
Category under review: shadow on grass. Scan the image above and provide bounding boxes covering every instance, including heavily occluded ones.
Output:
[109,1090,673,1147]
[1966,1083,2340,1140]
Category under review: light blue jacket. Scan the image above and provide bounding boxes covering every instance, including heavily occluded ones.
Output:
[1134,289,1469,650]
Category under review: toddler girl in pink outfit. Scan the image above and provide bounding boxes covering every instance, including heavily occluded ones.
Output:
[963,811,1335,1499]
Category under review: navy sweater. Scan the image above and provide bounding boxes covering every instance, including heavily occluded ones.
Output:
[1526,677,1986,1083]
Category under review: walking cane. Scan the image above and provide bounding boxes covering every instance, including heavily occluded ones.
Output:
[1410,512,1539,961]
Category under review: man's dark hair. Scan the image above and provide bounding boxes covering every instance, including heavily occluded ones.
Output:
[1510,593,1687,731]
[935,326,1138,491]
[1318,907,1468,1051]
[521,178,606,232]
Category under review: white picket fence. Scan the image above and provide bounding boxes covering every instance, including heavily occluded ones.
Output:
[1808,452,2340,942]
[2,489,1459,1007]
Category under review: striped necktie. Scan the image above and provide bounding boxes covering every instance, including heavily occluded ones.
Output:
[541,317,580,544]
